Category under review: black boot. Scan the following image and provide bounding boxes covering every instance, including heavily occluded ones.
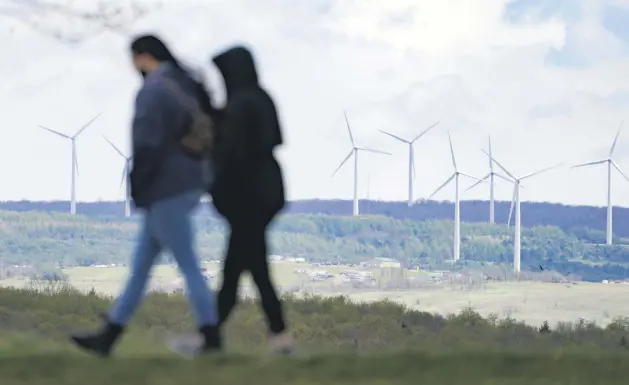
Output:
[70,322,124,358]
[199,324,222,353]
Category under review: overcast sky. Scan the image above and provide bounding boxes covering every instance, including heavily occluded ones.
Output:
[0,0,628,207]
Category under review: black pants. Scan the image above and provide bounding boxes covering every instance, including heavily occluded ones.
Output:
[217,213,286,334]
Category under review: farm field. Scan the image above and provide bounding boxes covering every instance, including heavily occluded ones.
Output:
[1,261,403,293]
[2,261,628,327]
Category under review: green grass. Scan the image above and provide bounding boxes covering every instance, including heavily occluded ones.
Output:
[2,350,629,384]
[2,285,629,384]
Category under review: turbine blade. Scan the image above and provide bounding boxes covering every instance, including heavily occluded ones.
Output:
[609,120,623,157]
[481,149,516,180]
[464,173,490,192]
[73,141,80,176]
[73,112,102,138]
[427,174,455,200]
[411,146,416,179]
[494,172,512,183]
[331,149,354,177]
[612,160,629,182]
[572,160,606,169]
[487,135,494,173]
[448,131,457,170]
[507,185,517,227]
[120,160,129,190]
[357,147,391,155]
[343,110,355,147]
[459,172,485,182]
[378,130,408,143]
[520,163,563,180]
[103,135,126,158]
[120,163,128,191]
[411,121,439,143]
[37,125,71,139]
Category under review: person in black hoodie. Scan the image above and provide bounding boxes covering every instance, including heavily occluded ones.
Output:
[210,45,293,353]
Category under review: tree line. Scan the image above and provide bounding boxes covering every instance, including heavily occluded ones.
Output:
[1,199,627,238]
[1,209,628,282]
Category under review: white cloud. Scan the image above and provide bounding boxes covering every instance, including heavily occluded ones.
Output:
[0,0,628,210]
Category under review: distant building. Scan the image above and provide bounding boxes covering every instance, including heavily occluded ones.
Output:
[360,257,401,269]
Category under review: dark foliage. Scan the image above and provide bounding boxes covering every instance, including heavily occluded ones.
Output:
[1,199,627,239]
[1,285,629,354]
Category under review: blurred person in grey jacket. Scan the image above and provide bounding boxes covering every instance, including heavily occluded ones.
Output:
[70,35,221,357]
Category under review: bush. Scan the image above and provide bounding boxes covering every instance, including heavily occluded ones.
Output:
[0,286,627,353]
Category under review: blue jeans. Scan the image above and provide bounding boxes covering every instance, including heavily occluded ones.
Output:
[108,190,218,326]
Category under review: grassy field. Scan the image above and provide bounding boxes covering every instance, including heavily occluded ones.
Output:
[2,350,629,384]
[3,323,629,385]
[1,261,386,293]
[345,281,629,326]
[2,262,627,327]
[2,285,629,385]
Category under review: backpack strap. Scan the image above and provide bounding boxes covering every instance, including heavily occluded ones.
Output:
[162,77,214,157]
[162,77,202,114]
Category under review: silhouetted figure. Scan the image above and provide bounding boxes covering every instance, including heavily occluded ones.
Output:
[70,35,221,357]
[210,45,292,354]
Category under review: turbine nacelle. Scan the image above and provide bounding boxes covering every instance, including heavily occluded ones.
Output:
[332,110,390,216]
[570,120,628,245]
[481,149,562,226]
[427,131,485,200]
[423,132,483,262]
[378,121,440,183]
[35,113,102,215]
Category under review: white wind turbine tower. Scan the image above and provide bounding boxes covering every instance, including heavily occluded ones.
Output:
[465,136,512,224]
[426,132,484,262]
[379,121,440,206]
[37,113,101,215]
[332,111,391,216]
[571,121,629,245]
[483,150,560,273]
[104,136,132,218]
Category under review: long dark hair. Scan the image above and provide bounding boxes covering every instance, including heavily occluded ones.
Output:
[130,34,182,69]
[130,34,220,120]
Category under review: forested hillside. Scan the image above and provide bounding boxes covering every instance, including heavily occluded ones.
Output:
[0,209,628,282]
[1,199,627,238]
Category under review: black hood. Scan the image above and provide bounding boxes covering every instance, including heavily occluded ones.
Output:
[212,46,258,98]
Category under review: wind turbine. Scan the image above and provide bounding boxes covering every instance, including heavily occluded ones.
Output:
[571,121,629,245]
[379,121,440,206]
[104,136,132,218]
[483,150,560,273]
[36,113,101,215]
[332,111,391,216]
[465,135,512,224]
[426,132,484,262]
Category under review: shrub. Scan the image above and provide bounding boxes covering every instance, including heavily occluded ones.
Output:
[0,286,626,353]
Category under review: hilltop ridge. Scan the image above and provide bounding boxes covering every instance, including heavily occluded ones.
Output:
[0,199,626,238]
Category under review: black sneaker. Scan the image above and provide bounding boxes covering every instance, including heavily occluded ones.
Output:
[70,323,123,358]
[199,324,222,353]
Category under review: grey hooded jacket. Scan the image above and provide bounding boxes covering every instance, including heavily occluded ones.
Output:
[130,62,211,208]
